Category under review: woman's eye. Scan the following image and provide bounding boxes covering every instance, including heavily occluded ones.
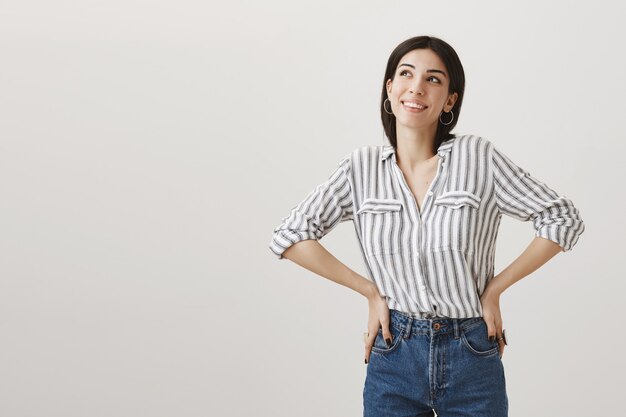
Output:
[399,71,441,84]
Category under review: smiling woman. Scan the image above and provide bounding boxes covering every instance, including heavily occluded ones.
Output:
[269,35,584,417]
[380,37,465,158]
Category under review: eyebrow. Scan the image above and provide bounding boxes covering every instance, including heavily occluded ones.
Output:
[398,63,447,78]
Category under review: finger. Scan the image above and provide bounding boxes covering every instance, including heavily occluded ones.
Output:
[381,326,394,348]
[364,331,377,364]
[495,323,505,358]
[495,322,503,345]
[484,318,496,343]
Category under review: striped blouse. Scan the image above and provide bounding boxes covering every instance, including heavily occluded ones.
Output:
[269,134,585,318]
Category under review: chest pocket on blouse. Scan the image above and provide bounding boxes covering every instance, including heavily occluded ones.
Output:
[431,190,481,252]
[356,197,404,256]
[433,190,481,209]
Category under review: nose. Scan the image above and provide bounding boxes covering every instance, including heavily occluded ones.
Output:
[410,78,425,95]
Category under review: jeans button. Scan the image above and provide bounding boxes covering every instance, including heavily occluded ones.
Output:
[433,323,441,330]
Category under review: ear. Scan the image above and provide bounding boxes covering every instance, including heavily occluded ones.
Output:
[386,79,392,95]
[445,92,458,111]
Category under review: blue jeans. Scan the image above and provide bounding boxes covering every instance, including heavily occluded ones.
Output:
[363,309,508,417]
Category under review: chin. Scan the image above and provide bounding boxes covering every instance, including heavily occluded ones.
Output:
[397,117,435,129]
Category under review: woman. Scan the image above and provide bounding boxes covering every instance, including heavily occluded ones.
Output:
[269,35,584,417]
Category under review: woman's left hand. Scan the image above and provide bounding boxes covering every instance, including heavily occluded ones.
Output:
[479,288,506,359]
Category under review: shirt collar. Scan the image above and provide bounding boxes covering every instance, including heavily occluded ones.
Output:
[381,136,456,161]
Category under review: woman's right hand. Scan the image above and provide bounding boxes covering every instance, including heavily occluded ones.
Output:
[364,290,393,364]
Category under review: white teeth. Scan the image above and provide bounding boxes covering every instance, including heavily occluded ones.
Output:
[404,102,425,109]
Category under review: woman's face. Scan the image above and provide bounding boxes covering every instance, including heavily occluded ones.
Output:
[386,48,458,131]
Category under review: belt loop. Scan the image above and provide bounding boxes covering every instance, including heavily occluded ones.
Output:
[453,319,460,339]
[404,316,413,339]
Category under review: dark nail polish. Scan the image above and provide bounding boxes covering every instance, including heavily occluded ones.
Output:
[489,336,495,343]
[364,358,368,364]
[385,337,392,347]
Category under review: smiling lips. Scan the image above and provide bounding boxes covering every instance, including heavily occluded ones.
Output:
[402,100,428,113]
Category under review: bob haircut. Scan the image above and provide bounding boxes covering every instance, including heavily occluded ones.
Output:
[381,35,466,154]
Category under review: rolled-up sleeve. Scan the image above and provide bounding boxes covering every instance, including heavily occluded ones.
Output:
[490,143,585,252]
[269,153,354,259]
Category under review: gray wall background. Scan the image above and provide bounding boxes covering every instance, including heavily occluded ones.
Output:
[1,0,623,416]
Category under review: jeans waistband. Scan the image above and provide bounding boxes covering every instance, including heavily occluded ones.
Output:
[388,309,484,338]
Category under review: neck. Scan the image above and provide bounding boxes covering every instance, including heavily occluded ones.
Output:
[395,123,438,170]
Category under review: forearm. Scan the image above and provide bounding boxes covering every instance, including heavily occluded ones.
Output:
[282,239,379,300]
[484,236,563,297]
